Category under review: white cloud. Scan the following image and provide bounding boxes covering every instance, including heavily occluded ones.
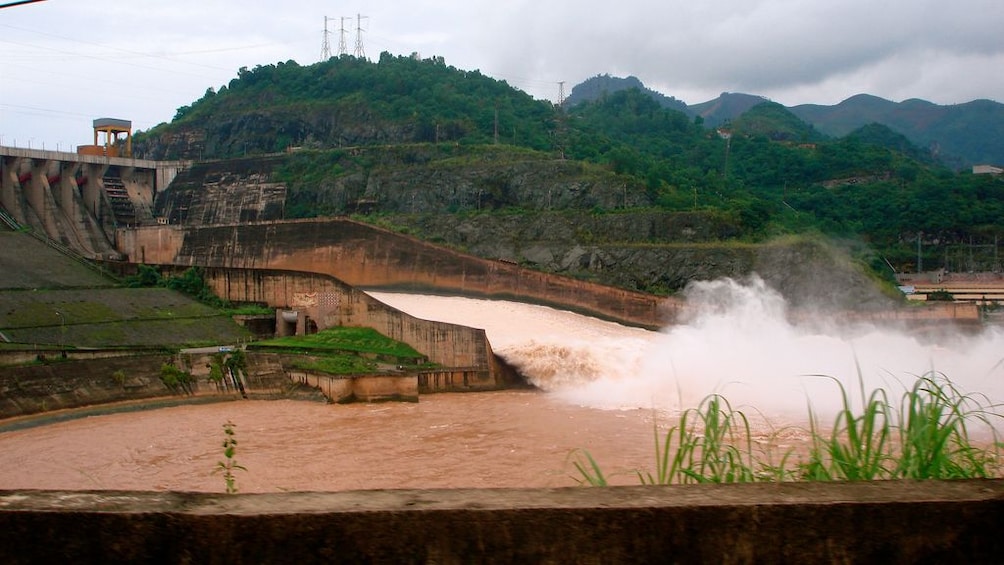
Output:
[1,0,1001,149]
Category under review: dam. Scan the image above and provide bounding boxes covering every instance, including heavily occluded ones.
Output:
[0,144,186,258]
[1,142,1002,561]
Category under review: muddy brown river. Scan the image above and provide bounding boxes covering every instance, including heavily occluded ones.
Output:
[1,281,1001,493]
[0,392,670,492]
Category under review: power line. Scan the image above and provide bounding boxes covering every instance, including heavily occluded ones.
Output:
[354,14,369,59]
[0,0,46,9]
[0,37,220,81]
[0,25,234,74]
[320,16,332,61]
[338,16,351,56]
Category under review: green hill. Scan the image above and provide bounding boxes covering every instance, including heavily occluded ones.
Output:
[136,54,556,160]
[136,55,1004,287]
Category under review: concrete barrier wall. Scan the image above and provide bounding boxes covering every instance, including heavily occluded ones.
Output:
[290,370,419,403]
[0,352,289,420]
[183,266,506,379]
[118,218,679,329]
[0,480,1000,562]
[0,354,178,419]
[417,368,497,393]
[0,348,171,368]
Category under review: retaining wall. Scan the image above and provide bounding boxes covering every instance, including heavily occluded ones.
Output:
[289,370,419,403]
[175,266,523,389]
[0,480,1000,563]
[117,218,678,329]
[0,352,289,420]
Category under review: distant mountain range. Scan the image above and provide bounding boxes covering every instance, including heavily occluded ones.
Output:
[565,75,1004,169]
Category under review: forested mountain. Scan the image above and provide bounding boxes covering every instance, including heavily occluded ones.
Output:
[565,75,1003,169]
[136,53,556,160]
[790,96,1004,170]
[689,92,769,128]
[137,54,1004,286]
[563,75,690,114]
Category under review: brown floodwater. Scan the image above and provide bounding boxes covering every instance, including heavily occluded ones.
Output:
[0,393,669,493]
[1,283,1001,493]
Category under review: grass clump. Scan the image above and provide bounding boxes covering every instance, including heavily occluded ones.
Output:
[573,373,1002,486]
[803,373,1000,481]
[254,326,423,359]
[573,394,758,486]
[252,326,430,375]
[289,355,378,375]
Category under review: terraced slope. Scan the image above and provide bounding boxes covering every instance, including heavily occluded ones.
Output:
[0,232,250,349]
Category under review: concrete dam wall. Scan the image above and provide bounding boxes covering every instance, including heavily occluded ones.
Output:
[118,218,680,329]
[1,146,185,259]
[174,266,521,388]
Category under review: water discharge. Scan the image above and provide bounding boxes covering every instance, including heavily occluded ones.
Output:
[372,276,1004,426]
[0,277,1001,493]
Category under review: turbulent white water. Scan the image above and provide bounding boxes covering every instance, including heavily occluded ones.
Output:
[370,277,1004,426]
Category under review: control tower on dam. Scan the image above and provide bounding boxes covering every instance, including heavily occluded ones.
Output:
[0,144,187,259]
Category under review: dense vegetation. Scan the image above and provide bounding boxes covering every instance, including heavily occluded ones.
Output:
[250,326,430,375]
[136,55,1004,277]
[141,53,556,157]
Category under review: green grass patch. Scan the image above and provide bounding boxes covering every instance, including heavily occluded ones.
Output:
[288,354,378,375]
[224,304,275,316]
[254,326,423,359]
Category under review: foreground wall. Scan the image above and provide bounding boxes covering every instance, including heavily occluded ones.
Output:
[0,480,1000,563]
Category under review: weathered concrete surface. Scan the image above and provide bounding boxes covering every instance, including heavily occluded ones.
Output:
[178,266,524,390]
[0,354,179,419]
[117,218,679,329]
[290,370,419,403]
[0,146,185,257]
[0,352,291,420]
[0,480,1000,563]
[153,156,286,225]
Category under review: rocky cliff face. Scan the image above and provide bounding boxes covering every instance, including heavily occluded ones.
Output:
[381,212,896,310]
[150,150,896,311]
[136,109,416,161]
[155,157,287,225]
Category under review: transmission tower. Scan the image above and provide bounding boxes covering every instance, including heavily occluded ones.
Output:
[557,81,566,107]
[353,13,369,59]
[320,16,332,61]
[338,16,351,56]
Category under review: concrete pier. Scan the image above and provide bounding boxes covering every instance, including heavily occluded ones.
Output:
[0,146,187,257]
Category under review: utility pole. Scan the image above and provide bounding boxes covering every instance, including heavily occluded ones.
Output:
[354,14,369,59]
[995,234,1000,272]
[54,310,64,350]
[320,16,332,61]
[723,134,731,181]
[338,16,351,56]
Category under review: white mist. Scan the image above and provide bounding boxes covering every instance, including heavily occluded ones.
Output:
[369,282,1004,427]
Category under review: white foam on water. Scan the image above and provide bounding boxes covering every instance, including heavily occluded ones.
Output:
[369,280,1004,426]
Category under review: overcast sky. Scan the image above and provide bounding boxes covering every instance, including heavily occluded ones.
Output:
[2,0,1001,150]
